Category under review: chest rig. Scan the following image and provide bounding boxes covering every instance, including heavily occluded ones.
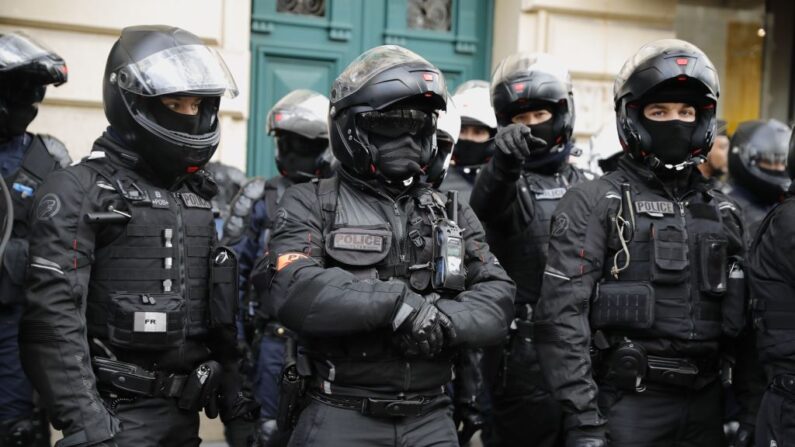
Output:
[591,174,735,342]
[316,178,465,294]
[84,158,216,348]
[488,171,574,305]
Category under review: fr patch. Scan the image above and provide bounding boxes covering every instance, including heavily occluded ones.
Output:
[36,193,61,220]
[551,213,570,237]
[333,233,384,252]
[635,201,675,217]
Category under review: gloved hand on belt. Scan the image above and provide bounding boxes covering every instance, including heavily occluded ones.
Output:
[218,366,261,423]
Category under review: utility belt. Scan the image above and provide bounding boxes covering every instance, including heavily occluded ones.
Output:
[600,338,719,391]
[308,389,447,419]
[770,374,795,401]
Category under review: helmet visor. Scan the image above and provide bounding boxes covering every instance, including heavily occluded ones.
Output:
[491,53,571,92]
[333,45,442,103]
[0,32,54,71]
[268,89,329,139]
[357,108,437,139]
[116,44,238,98]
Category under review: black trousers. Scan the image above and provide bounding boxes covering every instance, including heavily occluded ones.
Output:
[484,333,564,447]
[599,380,724,447]
[109,397,201,446]
[288,396,458,447]
[755,387,795,447]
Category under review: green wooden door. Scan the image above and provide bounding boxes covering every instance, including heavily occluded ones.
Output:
[248,0,493,177]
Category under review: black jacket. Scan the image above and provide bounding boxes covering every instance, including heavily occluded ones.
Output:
[19,133,232,446]
[533,157,748,429]
[253,170,514,394]
[471,153,590,306]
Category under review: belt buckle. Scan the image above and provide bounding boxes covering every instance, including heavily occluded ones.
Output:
[364,397,425,418]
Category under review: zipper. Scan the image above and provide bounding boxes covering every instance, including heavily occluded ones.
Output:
[172,192,188,317]
[677,199,696,340]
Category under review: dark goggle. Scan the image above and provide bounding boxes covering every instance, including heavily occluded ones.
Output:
[1,82,45,105]
[275,133,328,157]
[357,109,437,138]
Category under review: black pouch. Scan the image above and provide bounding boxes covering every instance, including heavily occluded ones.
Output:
[650,224,689,284]
[0,238,29,306]
[107,292,186,350]
[721,264,746,337]
[277,337,306,430]
[697,233,728,295]
[210,246,239,327]
[590,281,655,330]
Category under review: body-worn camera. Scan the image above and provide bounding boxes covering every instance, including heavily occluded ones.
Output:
[431,191,466,292]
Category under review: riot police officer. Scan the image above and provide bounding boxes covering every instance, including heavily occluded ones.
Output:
[534,39,750,447]
[749,126,795,447]
[439,80,497,205]
[20,25,257,446]
[0,30,70,447]
[724,119,790,234]
[469,52,589,447]
[222,89,334,447]
[251,45,514,446]
[204,161,247,237]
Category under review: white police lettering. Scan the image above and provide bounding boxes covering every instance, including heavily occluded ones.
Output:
[634,201,675,217]
[333,233,384,252]
[133,312,167,332]
[534,188,567,200]
[179,192,212,209]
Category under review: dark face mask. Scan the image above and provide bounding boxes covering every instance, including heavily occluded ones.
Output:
[276,134,328,182]
[147,98,205,135]
[372,134,424,181]
[453,139,494,167]
[641,117,697,166]
[528,120,556,150]
[1,102,38,140]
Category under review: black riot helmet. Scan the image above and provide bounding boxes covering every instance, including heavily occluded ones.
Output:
[729,119,791,203]
[103,25,238,185]
[490,52,575,150]
[329,45,446,179]
[0,31,68,140]
[614,39,719,170]
[267,89,334,181]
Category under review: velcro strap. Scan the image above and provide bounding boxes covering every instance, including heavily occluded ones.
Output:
[110,247,174,258]
[127,225,166,237]
[658,246,687,261]
[186,226,214,237]
[93,268,176,280]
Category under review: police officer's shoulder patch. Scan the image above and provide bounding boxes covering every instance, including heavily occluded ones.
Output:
[36,193,61,220]
[276,252,308,271]
[551,213,569,237]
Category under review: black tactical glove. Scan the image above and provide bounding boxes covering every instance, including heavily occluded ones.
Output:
[454,400,484,445]
[565,425,607,447]
[727,422,754,447]
[218,367,261,423]
[393,292,445,357]
[178,360,224,418]
[494,123,548,164]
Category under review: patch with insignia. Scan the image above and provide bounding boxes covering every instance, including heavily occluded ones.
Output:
[634,201,675,217]
[551,213,570,237]
[150,190,170,209]
[333,233,385,252]
[276,252,308,271]
[36,193,61,220]
[179,192,212,209]
[534,188,567,200]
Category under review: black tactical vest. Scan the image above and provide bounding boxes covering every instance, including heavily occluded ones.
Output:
[83,159,216,346]
[592,172,743,343]
[488,167,586,305]
[0,134,70,305]
[222,175,293,247]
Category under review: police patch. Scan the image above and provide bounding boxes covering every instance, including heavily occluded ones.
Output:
[36,193,61,220]
[534,188,567,200]
[635,201,675,217]
[150,190,170,209]
[551,213,569,237]
[179,192,211,209]
[333,233,384,252]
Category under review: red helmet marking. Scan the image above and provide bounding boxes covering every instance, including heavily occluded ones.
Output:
[676,58,689,66]
[186,166,200,173]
